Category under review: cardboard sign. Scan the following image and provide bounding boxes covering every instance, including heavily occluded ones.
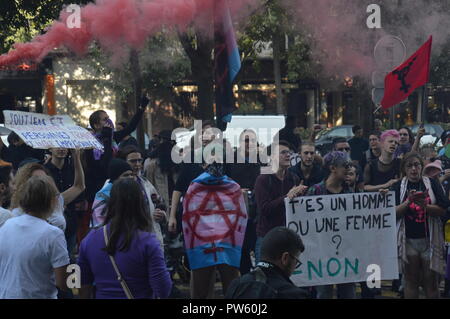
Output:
[4,111,103,150]
[285,192,399,287]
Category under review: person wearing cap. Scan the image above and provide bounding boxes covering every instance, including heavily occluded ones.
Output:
[91,159,134,227]
[423,160,443,180]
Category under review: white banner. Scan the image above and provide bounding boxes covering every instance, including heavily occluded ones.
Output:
[4,111,103,150]
[285,192,398,287]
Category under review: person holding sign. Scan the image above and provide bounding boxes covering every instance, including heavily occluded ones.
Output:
[254,141,306,263]
[305,151,355,299]
[10,150,85,232]
[389,152,450,299]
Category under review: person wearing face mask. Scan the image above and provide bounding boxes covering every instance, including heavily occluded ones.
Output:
[168,121,220,234]
[388,152,450,298]
[182,142,247,299]
[226,227,309,299]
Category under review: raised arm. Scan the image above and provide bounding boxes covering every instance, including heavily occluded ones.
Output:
[114,96,149,144]
[412,127,425,152]
[62,149,86,205]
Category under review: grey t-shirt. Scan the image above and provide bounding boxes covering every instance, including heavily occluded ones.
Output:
[0,214,69,299]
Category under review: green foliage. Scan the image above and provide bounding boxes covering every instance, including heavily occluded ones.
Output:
[238,0,315,82]
[0,0,92,54]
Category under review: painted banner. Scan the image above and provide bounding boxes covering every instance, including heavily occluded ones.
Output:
[3,110,103,150]
[285,192,398,287]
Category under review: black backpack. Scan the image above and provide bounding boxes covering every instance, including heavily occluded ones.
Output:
[225,267,279,299]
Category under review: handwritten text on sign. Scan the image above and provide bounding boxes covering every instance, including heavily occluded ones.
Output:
[285,192,398,287]
[4,111,103,150]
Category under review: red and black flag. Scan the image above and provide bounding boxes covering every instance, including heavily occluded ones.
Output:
[214,0,241,131]
[381,36,432,110]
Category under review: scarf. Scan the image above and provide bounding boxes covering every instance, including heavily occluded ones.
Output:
[397,176,445,275]
[93,130,119,161]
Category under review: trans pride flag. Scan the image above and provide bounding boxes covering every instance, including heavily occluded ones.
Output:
[214,0,241,130]
[182,172,247,270]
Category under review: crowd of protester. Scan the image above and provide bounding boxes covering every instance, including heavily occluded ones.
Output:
[0,102,449,299]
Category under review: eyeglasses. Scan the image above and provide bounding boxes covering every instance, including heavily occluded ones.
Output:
[341,162,353,169]
[406,162,422,169]
[337,147,351,152]
[128,158,143,164]
[280,150,293,156]
[289,254,302,269]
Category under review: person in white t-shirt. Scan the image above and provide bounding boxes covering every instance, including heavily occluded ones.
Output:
[0,164,14,228]
[9,150,85,231]
[0,175,70,299]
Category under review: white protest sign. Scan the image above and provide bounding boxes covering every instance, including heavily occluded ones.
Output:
[4,111,103,150]
[285,192,398,287]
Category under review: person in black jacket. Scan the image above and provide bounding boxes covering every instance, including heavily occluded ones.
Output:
[226,227,310,299]
[84,96,149,203]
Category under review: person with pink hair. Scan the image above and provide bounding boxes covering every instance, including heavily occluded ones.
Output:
[364,130,401,192]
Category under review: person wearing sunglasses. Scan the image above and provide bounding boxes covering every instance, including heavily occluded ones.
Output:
[304,151,355,299]
[226,227,309,299]
[332,137,364,191]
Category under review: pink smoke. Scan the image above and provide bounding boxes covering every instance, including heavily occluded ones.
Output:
[0,0,257,67]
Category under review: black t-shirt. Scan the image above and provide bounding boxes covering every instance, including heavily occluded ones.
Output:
[348,137,369,166]
[174,163,205,194]
[365,158,401,186]
[289,163,325,188]
[391,178,450,239]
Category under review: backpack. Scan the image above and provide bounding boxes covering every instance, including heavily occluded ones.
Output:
[225,267,279,299]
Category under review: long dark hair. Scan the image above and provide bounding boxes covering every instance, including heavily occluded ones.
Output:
[399,126,415,145]
[157,140,177,174]
[103,178,153,255]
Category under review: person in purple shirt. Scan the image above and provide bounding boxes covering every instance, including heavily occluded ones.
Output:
[77,178,172,299]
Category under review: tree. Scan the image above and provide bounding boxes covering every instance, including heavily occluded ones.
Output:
[0,0,92,54]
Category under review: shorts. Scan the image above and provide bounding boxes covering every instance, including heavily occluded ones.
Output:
[405,238,431,261]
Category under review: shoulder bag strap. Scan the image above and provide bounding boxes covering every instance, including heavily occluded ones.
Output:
[103,226,134,299]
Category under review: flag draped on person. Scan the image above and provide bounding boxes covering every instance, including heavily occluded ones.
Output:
[214,0,241,130]
[182,172,247,270]
[381,36,432,110]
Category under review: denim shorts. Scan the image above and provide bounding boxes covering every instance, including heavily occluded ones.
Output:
[405,238,431,261]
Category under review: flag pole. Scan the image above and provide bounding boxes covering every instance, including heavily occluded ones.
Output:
[373,104,382,114]
[421,84,428,124]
